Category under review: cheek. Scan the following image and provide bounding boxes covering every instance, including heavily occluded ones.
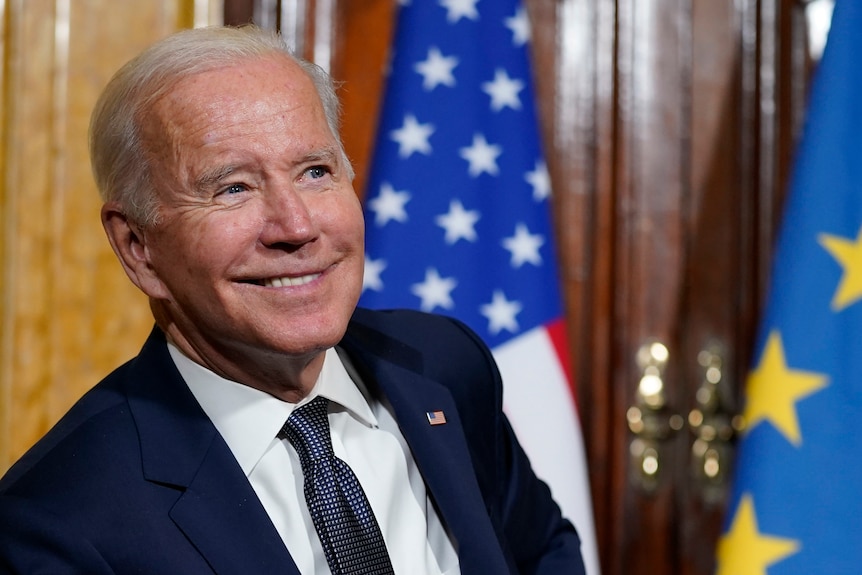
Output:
[322,193,365,249]
[344,208,366,250]
[189,217,251,250]
[155,214,260,279]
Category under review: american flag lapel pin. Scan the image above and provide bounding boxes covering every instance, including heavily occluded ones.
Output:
[426,410,447,426]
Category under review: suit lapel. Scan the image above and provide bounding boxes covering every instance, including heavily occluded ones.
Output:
[340,323,510,574]
[168,443,301,574]
[125,321,512,574]
[125,328,300,575]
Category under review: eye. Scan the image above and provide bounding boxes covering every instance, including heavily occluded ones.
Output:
[306,166,331,179]
[223,183,248,195]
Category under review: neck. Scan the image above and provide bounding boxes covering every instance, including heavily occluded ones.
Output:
[159,324,326,404]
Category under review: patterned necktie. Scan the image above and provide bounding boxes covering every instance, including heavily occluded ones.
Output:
[279,396,395,575]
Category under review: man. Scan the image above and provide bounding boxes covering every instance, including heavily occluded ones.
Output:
[0,26,586,574]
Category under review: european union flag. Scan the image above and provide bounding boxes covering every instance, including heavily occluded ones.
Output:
[717,2,862,573]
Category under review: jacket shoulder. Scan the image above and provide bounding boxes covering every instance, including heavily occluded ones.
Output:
[349,308,495,368]
[348,307,503,404]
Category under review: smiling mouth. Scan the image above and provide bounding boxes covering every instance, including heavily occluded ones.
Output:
[255,273,321,288]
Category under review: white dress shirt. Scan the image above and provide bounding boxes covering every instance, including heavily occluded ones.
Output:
[169,344,460,575]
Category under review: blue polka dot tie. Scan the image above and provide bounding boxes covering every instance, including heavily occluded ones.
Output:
[280,396,395,575]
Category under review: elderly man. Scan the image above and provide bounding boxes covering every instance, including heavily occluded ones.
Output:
[0,26,586,574]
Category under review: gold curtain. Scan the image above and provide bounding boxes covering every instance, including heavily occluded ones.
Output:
[0,0,222,472]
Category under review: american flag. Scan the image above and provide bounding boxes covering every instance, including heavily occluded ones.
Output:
[359,1,598,572]
[426,410,447,426]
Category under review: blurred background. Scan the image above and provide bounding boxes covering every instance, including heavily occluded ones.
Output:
[0,1,837,573]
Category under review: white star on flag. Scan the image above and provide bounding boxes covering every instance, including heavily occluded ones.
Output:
[482,68,524,111]
[480,289,522,335]
[414,46,459,91]
[525,160,551,201]
[368,182,411,226]
[390,114,435,158]
[363,256,387,292]
[436,199,480,244]
[439,0,480,22]
[505,7,531,46]
[459,133,502,177]
[411,267,457,311]
[502,223,545,268]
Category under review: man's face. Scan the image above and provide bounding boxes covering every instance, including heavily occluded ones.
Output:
[130,55,364,376]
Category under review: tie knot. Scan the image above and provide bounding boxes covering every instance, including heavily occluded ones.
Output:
[280,396,334,463]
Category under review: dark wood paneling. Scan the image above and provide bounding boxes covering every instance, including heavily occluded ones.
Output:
[615,0,689,571]
[331,0,394,200]
[527,2,618,562]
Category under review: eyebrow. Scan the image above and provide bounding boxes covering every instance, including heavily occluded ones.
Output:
[193,164,236,193]
[300,146,342,167]
[190,146,344,192]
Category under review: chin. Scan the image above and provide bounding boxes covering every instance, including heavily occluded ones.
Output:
[270,316,350,354]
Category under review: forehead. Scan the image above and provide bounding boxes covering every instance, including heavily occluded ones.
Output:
[144,54,330,152]
[165,53,314,103]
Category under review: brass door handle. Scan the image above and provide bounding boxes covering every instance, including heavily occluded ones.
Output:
[687,345,744,504]
[627,340,684,493]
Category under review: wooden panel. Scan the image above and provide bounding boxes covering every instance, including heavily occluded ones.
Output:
[528,0,619,564]
[331,0,394,200]
[615,0,689,572]
[524,0,808,572]
[676,2,745,572]
[0,0,212,472]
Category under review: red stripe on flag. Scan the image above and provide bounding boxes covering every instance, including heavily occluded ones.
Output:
[545,317,574,389]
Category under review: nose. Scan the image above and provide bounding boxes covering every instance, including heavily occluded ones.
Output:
[259,185,318,248]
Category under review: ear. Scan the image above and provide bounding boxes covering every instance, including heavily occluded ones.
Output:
[101,202,170,299]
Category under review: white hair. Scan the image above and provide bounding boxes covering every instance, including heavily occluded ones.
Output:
[89,26,351,226]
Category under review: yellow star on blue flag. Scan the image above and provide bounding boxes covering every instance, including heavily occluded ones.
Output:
[716,495,800,575]
[743,331,827,446]
[818,224,862,310]
[720,2,862,573]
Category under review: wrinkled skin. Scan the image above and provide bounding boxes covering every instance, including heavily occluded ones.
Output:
[102,54,365,401]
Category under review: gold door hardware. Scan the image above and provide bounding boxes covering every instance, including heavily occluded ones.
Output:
[627,340,684,493]
[687,344,745,504]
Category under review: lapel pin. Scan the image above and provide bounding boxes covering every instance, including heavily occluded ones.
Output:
[426,410,447,426]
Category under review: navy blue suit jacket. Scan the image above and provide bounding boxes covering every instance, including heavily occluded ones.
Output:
[0,308,586,574]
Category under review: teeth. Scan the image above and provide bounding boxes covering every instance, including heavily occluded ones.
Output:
[263,273,320,288]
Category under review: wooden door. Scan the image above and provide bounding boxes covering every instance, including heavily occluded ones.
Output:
[223,0,816,573]
[537,1,811,573]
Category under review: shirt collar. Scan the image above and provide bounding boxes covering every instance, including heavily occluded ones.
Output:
[317,347,378,428]
[167,344,378,477]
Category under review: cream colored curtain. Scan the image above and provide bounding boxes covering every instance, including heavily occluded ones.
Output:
[0,0,222,472]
